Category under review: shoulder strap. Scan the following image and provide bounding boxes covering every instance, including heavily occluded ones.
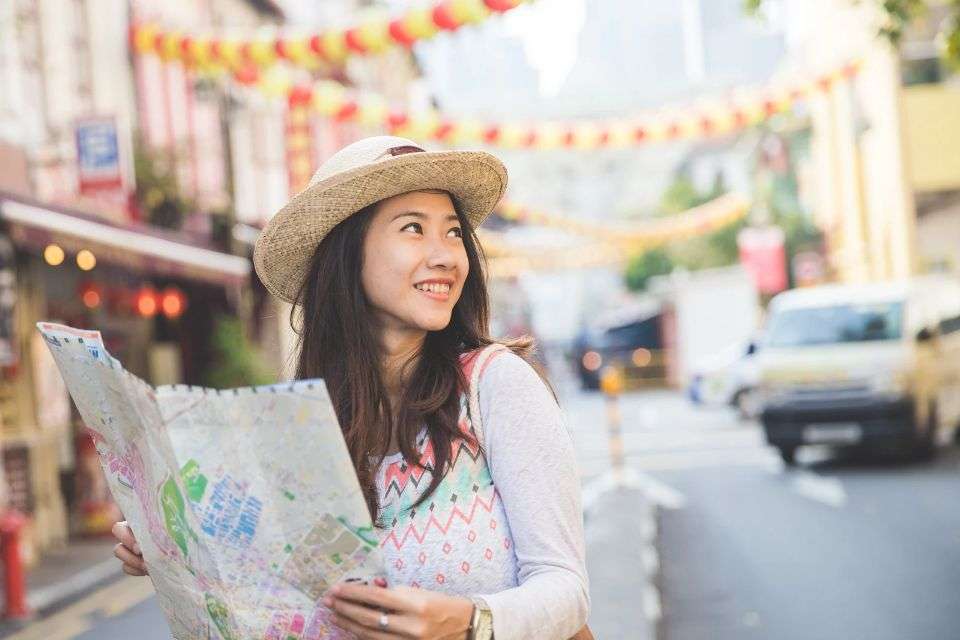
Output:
[464,343,508,447]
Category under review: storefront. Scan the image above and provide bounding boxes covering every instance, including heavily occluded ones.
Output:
[0,192,249,559]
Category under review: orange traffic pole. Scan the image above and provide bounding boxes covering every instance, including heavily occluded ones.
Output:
[600,366,626,483]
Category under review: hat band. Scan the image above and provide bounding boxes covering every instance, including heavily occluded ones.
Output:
[378,145,425,159]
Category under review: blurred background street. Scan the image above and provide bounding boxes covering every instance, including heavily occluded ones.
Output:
[1,0,960,638]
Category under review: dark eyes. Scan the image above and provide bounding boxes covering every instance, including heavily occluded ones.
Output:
[401,222,462,238]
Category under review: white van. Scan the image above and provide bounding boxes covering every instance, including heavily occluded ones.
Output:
[757,277,960,464]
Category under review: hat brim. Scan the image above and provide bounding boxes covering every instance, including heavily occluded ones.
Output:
[253,149,507,303]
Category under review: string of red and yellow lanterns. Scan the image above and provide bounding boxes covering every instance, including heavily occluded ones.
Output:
[264,60,861,150]
[492,193,750,247]
[130,0,528,72]
[481,194,751,277]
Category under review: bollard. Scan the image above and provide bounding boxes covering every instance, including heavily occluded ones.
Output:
[600,365,626,484]
[0,510,30,620]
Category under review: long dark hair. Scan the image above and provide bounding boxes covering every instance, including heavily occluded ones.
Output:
[289,195,536,523]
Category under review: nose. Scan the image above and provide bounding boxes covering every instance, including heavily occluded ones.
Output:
[425,235,457,270]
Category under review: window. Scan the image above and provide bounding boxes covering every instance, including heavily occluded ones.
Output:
[765,302,905,348]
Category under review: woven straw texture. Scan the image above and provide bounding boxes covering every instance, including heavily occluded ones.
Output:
[253,136,507,303]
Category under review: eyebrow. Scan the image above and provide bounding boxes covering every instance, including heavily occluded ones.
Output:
[391,211,460,223]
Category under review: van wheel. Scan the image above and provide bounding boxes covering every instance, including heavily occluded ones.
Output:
[778,446,797,466]
[733,389,757,421]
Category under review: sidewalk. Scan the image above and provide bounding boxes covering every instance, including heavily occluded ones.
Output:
[584,482,661,640]
[0,537,121,636]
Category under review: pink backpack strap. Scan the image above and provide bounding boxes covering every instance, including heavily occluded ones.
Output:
[461,343,508,446]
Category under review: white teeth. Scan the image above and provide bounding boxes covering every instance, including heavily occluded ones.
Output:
[415,283,450,294]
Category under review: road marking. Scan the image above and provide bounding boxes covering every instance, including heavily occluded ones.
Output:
[6,577,155,640]
[27,557,122,613]
[790,471,847,508]
[642,583,662,622]
[582,467,687,510]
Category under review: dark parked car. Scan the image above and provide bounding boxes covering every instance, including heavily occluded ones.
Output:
[573,312,664,390]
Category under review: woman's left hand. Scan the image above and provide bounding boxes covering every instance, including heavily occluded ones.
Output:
[323,582,475,639]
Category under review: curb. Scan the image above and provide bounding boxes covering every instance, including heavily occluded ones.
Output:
[0,559,124,637]
[583,473,661,640]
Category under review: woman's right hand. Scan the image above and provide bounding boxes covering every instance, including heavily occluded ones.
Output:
[112,520,149,576]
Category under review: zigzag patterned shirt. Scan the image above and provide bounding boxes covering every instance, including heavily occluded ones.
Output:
[374,350,589,640]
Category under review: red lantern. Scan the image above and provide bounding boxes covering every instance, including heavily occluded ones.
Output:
[344,28,368,54]
[434,121,454,140]
[389,20,416,47]
[135,286,159,318]
[161,287,186,319]
[334,101,358,122]
[234,64,260,86]
[387,111,409,130]
[485,0,518,12]
[432,4,461,31]
[287,85,314,109]
[308,34,325,58]
[78,281,102,309]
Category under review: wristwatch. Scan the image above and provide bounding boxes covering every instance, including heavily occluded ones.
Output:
[468,596,494,640]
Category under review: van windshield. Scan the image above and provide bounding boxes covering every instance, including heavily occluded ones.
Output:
[765,301,904,347]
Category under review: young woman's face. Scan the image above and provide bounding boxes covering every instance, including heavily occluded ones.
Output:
[361,190,469,335]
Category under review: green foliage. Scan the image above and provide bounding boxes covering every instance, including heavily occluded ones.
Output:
[742,0,764,16]
[133,137,192,230]
[624,175,744,292]
[659,175,725,215]
[624,247,674,292]
[202,316,274,389]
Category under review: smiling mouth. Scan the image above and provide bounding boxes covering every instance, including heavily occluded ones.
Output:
[413,282,452,300]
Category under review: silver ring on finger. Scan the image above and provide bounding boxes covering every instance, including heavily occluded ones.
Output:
[378,612,389,630]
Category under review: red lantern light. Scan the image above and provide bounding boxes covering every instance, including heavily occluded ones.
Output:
[135,286,158,317]
[388,20,416,47]
[387,111,409,130]
[432,4,461,31]
[161,287,187,319]
[334,101,358,122]
[79,281,102,309]
[344,28,368,54]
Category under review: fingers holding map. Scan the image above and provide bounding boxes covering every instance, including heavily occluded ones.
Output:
[37,322,387,640]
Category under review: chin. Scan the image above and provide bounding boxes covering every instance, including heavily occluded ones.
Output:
[416,313,453,332]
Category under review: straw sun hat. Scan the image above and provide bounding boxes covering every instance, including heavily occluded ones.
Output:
[253,135,508,303]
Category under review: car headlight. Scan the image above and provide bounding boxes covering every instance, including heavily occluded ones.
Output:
[870,371,912,397]
[758,382,792,406]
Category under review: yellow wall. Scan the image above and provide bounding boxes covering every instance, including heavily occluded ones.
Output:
[903,84,960,192]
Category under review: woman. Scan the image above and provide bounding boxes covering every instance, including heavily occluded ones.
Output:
[112,136,590,640]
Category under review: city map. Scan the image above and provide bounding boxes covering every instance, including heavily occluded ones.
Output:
[37,322,387,639]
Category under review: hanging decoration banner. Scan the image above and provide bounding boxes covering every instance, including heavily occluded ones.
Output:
[130,0,528,69]
[495,193,750,245]
[262,60,861,150]
[482,193,752,277]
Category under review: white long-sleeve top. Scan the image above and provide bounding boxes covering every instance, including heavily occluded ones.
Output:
[374,350,589,640]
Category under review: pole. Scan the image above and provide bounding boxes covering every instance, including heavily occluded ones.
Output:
[600,365,626,484]
[1,510,30,620]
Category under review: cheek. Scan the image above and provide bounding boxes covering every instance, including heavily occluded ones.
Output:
[361,244,416,305]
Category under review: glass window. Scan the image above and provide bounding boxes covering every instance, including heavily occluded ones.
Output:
[765,302,904,347]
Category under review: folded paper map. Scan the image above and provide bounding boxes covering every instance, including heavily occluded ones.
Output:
[37,322,386,639]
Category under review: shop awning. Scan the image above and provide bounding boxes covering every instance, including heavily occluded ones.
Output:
[0,196,250,287]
